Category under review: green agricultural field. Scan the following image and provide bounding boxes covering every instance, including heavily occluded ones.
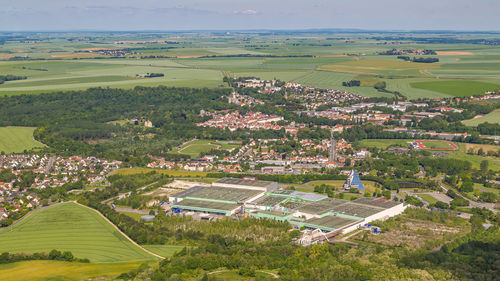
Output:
[0,127,45,153]
[462,109,500,126]
[0,202,156,263]
[295,70,393,98]
[318,58,440,77]
[384,78,453,100]
[0,59,224,95]
[410,80,500,97]
[0,260,145,281]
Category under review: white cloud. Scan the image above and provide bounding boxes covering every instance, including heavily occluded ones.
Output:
[233,9,258,15]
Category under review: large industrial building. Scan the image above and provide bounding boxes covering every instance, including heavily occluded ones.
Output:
[170,177,407,236]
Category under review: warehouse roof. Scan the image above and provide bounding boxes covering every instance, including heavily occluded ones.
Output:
[214,177,275,188]
[303,215,360,231]
[353,197,401,209]
[173,199,240,212]
[172,185,262,203]
[295,197,403,218]
[252,195,286,206]
[295,198,347,215]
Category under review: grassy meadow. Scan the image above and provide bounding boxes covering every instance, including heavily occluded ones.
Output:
[0,127,45,153]
[0,202,157,263]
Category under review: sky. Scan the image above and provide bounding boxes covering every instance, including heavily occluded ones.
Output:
[1,0,499,31]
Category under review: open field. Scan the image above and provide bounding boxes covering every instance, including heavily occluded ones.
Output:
[172,139,219,158]
[411,80,500,97]
[114,168,209,177]
[0,127,45,153]
[0,260,145,281]
[0,202,156,263]
[2,34,500,100]
[170,139,242,158]
[462,109,500,126]
[0,60,223,95]
[294,70,393,98]
[318,59,440,77]
[360,139,500,171]
[463,143,500,154]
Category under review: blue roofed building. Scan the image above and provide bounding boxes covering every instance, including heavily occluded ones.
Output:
[343,170,364,191]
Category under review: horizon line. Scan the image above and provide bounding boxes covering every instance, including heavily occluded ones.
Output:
[1,28,500,33]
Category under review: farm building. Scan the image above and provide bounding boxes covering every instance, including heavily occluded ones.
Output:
[170,177,406,236]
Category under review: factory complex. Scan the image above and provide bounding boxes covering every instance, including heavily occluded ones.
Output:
[170,177,407,235]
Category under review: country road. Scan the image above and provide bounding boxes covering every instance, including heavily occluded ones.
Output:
[438,181,496,212]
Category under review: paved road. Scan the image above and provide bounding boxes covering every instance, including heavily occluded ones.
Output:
[438,181,496,212]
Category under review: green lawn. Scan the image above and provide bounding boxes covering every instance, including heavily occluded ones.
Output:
[0,202,156,263]
[411,80,500,97]
[0,126,45,153]
[462,109,500,126]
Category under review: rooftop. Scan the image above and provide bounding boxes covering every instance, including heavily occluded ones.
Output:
[353,197,401,209]
[252,195,286,206]
[173,199,240,212]
[295,198,347,215]
[303,215,361,231]
[214,177,275,188]
[173,185,262,203]
[295,197,403,218]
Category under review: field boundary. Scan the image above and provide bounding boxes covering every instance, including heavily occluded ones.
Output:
[73,201,165,260]
[1,201,164,260]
